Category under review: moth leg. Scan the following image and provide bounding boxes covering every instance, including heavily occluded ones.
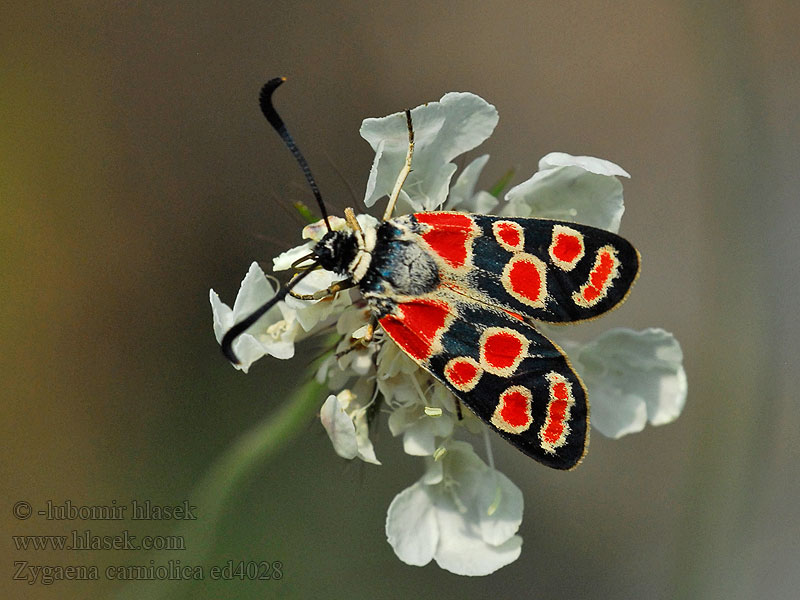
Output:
[382,109,415,221]
[290,252,317,270]
[335,315,378,359]
[288,278,354,301]
[454,396,464,421]
[359,315,378,345]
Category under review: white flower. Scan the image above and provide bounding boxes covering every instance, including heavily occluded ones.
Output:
[501,152,629,233]
[387,385,456,457]
[361,92,499,212]
[272,242,315,271]
[211,89,687,575]
[570,328,688,438]
[444,154,499,214]
[320,390,380,464]
[209,262,301,373]
[386,441,523,576]
[281,269,352,332]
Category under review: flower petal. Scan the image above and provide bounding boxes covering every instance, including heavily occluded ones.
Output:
[282,269,352,331]
[385,442,524,575]
[354,420,381,465]
[400,413,455,456]
[431,442,523,575]
[386,481,440,566]
[377,340,419,379]
[363,139,386,209]
[319,395,359,460]
[273,243,314,272]
[255,317,299,360]
[539,152,630,178]
[445,154,491,210]
[434,508,522,576]
[572,328,688,438]
[361,92,498,212]
[475,468,524,546]
[231,262,278,317]
[592,393,649,438]
[423,457,444,485]
[219,329,268,374]
[466,190,501,214]
[209,263,292,372]
[209,288,233,341]
[502,152,628,232]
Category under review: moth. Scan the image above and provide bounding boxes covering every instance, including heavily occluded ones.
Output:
[222,78,640,470]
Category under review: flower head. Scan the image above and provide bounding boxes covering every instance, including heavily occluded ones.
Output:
[386,441,523,576]
[210,262,300,373]
[211,90,687,575]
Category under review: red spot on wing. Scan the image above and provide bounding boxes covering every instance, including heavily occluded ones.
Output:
[496,222,520,247]
[415,212,474,268]
[549,225,585,271]
[483,331,523,370]
[493,386,533,433]
[379,299,450,361]
[498,388,532,428]
[539,372,576,452]
[552,233,582,263]
[444,357,482,391]
[583,249,615,302]
[447,360,478,386]
[509,259,543,302]
[492,220,524,252]
[541,382,569,444]
[492,385,534,433]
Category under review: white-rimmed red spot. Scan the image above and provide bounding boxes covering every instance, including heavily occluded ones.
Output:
[379,298,451,361]
[549,225,585,271]
[479,327,529,376]
[414,212,475,268]
[443,356,483,392]
[502,253,547,309]
[491,385,533,434]
[573,245,620,307]
[539,372,575,453]
[492,220,524,252]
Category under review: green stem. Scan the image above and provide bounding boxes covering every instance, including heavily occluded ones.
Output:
[196,376,326,517]
[488,167,515,198]
[114,375,326,600]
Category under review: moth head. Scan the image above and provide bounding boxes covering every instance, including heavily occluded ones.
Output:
[313,230,358,276]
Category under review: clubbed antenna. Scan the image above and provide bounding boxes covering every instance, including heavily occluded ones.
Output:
[259,77,332,232]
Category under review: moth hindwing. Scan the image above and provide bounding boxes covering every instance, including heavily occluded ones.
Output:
[333,211,639,470]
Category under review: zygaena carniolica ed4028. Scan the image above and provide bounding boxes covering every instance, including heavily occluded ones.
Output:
[221,78,640,470]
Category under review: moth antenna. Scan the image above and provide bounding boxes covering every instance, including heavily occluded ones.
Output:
[382,109,415,221]
[221,267,316,364]
[344,207,363,235]
[260,77,332,233]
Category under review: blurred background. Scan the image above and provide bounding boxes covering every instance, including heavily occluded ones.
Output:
[3,1,798,598]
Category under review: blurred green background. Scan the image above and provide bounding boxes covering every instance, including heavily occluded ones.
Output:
[3,2,799,599]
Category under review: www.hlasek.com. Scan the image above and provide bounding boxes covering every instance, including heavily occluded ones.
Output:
[13,560,283,585]
[13,530,185,551]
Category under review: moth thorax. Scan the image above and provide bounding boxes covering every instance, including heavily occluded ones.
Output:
[313,231,358,276]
